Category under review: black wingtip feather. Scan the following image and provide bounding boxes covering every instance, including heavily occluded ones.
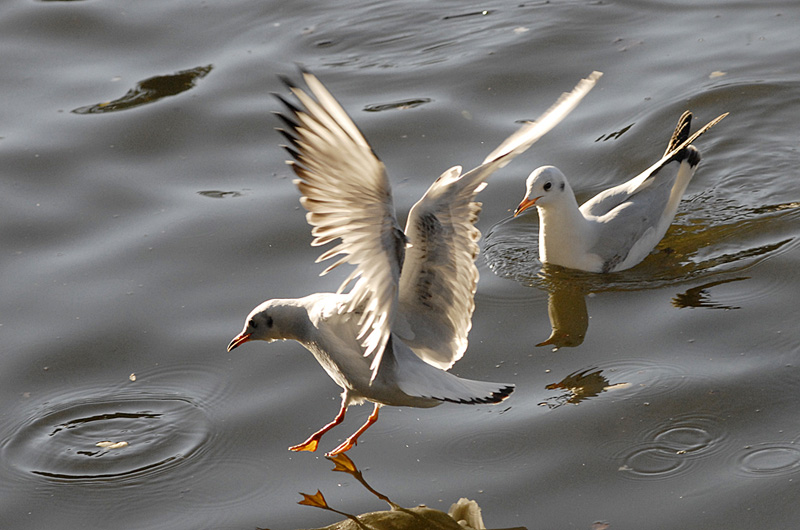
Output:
[439,384,515,405]
[282,145,302,162]
[277,73,297,91]
[274,112,301,133]
[686,145,701,166]
[275,127,299,147]
[274,93,303,117]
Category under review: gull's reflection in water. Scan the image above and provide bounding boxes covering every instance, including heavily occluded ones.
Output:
[286,454,527,530]
[539,368,630,409]
[532,267,753,349]
[536,264,591,349]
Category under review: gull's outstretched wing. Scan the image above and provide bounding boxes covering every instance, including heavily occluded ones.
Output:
[277,71,405,379]
[396,72,603,369]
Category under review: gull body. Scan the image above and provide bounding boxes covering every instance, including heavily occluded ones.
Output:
[514,111,727,273]
[228,70,601,455]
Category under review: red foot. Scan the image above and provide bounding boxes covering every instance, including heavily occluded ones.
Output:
[289,438,320,452]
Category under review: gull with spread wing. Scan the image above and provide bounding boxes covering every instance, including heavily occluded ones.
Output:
[228,70,601,456]
[514,110,728,273]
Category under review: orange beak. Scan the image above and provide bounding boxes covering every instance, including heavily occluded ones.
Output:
[227,332,252,352]
[514,196,539,217]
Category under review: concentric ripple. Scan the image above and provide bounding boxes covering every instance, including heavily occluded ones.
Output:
[590,358,691,399]
[734,443,800,478]
[613,413,730,480]
[3,394,210,482]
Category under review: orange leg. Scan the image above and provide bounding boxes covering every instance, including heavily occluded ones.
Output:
[326,403,381,457]
[289,399,348,453]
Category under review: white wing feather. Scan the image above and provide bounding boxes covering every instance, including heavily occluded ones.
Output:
[396,71,603,369]
[279,71,404,380]
[278,70,604,380]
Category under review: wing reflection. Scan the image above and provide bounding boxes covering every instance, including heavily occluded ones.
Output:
[72,64,212,114]
[287,453,527,530]
[540,368,629,409]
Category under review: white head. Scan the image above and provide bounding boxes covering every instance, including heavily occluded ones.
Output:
[514,166,571,216]
[227,298,306,352]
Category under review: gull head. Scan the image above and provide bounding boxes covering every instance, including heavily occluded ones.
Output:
[227,299,301,352]
[514,166,569,216]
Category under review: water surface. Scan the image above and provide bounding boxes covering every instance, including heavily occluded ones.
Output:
[1,1,799,529]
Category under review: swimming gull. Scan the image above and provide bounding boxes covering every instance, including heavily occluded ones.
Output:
[514,110,727,273]
[228,70,601,455]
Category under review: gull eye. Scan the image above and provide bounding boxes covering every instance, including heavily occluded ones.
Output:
[543,181,552,192]
[248,319,257,329]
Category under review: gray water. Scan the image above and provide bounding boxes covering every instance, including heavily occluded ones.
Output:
[1,1,799,529]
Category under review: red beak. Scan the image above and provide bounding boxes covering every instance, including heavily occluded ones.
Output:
[514,196,539,217]
[227,332,252,352]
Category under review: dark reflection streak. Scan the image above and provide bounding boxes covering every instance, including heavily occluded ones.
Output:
[31,456,178,481]
[442,10,492,20]
[197,190,243,199]
[701,239,792,271]
[363,98,432,112]
[750,201,800,214]
[596,123,634,142]
[72,64,212,114]
[672,276,748,309]
[50,411,161,436]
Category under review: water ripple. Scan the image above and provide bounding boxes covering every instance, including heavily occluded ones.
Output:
[613,413,730,481]
[3,394,209,483]
[589,358,691,399]
[734,442,800,478]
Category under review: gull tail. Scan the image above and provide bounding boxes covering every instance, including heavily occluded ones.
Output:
[399,368,515,405]
[664,110,692,155]
[663,111,701,167]
[391,338,514,404]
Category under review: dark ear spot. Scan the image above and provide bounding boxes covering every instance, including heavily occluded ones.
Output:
[266,316,274,328]
[559,181,565,191]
